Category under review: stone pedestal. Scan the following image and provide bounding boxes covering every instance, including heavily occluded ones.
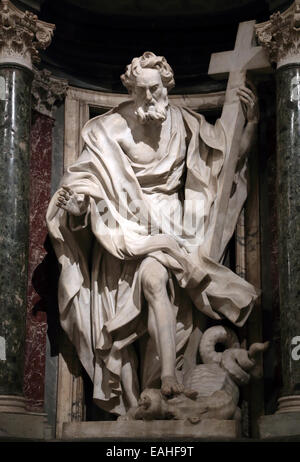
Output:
[62,420,241,441]
[258,412,300,440]
[0,0,54,438]
[0,410,51,440]
[256,0,300,438]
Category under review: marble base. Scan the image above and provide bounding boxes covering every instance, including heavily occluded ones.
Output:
[0,395,26,413]
[0,410,51,440]
[258,412,300,439]
[277,396,300,413]
[62,420,241,441]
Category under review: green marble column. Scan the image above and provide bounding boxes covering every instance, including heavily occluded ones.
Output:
[256,3,300,428]
[0,2,54,433]
[276,63,300,404]
[0,64,33,398]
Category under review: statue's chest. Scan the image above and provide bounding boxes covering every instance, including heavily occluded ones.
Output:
[119,124,172,165]
[121,140,167,164]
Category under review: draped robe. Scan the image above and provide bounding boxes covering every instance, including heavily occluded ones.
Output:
[46,103,258,415]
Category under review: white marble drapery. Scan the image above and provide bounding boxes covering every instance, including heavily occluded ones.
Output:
[47,104,258,415]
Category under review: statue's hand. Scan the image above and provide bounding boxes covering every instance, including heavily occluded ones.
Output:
[220,348,255,386]
[56,185,89,216]
[237,83,259,124]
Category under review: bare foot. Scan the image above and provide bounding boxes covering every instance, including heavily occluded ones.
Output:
[161,376,184,398]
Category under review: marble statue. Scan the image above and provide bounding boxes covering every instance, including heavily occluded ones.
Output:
[118,326,269,422]
[46,52,260,417]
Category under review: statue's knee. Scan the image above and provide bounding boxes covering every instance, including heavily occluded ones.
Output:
[142,263,168,297]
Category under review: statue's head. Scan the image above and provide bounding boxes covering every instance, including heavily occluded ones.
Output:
[121,52,175,124]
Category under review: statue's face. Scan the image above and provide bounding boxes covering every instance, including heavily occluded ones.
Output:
[134,68,164,107]
[132,68,169,124]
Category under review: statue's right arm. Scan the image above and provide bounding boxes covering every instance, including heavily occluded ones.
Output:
[56,185,89,216]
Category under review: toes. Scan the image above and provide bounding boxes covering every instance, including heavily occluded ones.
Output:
[162,385,172,397]
[184,389,198,400]
[174,383,184,395]
[161,377,184,397]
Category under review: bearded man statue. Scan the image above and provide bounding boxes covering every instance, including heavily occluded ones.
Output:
[46,52,259,416]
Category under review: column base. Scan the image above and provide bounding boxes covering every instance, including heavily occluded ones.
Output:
[0,395,27,413]
[258,412,300,440]
[0,410,51,440]
[258,395,300,439]
[277,395,300,413]
[0,395,52,440]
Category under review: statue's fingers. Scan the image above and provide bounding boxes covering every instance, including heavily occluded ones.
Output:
[239,95,253,107]
[59,190,69,199]
[61,185,73,195]
[237,89,254,103]
[57,197,67,205]
[245,79,258,95]
[239,86,254,97]
[58,187,69,196]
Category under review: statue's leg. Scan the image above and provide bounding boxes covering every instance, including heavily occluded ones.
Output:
[121,346,140,408]
[141,257,184,397]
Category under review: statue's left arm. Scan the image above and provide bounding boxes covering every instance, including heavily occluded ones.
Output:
[236,84,259,163]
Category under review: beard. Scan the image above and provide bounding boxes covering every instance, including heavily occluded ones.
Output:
[135,94,169,125]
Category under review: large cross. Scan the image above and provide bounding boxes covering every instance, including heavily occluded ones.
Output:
[206,20,270,261]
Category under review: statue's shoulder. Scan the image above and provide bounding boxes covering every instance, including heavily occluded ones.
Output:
[169,104,205,135]
[170,104,204,122]
[174,104,203,120]
[83,100,133,137]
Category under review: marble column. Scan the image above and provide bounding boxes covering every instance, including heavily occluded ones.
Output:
[0,0,54,416]
[256,0,300,437]
[23,69,67,412]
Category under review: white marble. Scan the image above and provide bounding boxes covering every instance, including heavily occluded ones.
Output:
[47,50,261,419]
[256,0,300,68]
[62,419,241,440]
[0,0,54,69]
[31,68,68,117]
[119,326,268,423]
[208,20,269,260]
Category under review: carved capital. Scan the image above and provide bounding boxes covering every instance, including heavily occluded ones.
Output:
[255,0,300,68]
[32,68,68,117]
[0,0,55,69]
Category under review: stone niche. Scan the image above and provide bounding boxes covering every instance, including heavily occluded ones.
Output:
[52,82,265,441]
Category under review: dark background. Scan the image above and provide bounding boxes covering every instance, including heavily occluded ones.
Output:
[16,0,290,92]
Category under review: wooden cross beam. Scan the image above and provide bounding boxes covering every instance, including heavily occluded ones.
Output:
[206,20,271,261]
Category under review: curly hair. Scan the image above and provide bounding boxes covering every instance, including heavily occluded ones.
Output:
[121,52,175,94]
